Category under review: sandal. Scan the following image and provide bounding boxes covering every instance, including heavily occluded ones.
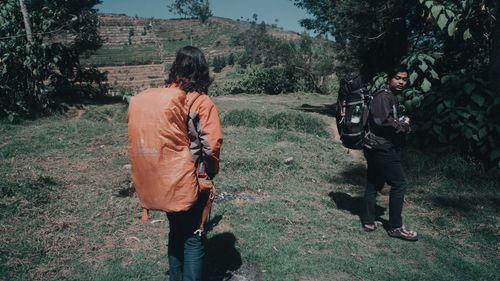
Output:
[387,226,418,241]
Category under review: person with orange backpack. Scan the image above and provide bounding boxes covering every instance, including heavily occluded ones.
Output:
[128,46,223,281]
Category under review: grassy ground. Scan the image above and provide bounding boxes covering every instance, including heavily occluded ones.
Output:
[1,94,499,281]
[81,44,161,66]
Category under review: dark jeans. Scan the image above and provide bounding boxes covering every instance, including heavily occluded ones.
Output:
[363,147,407,229]
[167,200,204,281]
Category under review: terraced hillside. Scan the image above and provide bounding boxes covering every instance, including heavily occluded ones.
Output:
[99,64,166,92]
[83,13,301,91]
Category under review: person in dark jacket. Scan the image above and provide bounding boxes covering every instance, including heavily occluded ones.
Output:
[362,65,418,241]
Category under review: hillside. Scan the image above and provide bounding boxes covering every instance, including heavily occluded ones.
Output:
[82,13,302,92]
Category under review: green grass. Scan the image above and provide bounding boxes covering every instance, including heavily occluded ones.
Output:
[1,94,499,280]
[223,109,329,137]
[158,24,241,53]
[80,27,239,66]
[81,44,161,66]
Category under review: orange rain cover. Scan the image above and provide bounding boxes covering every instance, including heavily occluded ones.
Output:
[127,87,198,213]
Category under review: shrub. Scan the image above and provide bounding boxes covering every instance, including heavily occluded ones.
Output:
[222,109,263,128]
[223,109,329,137]
[266,112,328,137]
[227,66,315,95]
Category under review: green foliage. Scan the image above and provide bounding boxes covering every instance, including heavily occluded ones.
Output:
[237,52,251,69]
[167,0,212,23]
[212,55,225,73]
[231,23,336,94]
[415,73,500,167]
[410,0,498,167]
[227,53,235,66]
[241,66,303,95]
[294,0,499,167]
[0,0,106,119]
[292,0,413,77]
[398,52,439,112]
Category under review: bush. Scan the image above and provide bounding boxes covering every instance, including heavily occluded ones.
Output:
[241,66,314,95]
[223,109,329,137]
[266,112,329,137]
[413,74,500,168]
[222,109,263,128]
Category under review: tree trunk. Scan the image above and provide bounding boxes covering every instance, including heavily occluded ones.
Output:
[490,5,500,91]
[18,0,33,43]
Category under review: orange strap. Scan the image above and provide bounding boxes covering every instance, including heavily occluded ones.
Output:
[141,208,149,224]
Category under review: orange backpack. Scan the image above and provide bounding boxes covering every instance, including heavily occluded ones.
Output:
[128,87,199,220]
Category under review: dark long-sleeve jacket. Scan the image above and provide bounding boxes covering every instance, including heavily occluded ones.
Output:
[367,86,410,148]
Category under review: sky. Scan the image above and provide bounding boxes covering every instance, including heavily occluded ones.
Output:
[96,0,312,33]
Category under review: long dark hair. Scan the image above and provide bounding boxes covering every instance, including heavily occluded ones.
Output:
[166,46,212,93]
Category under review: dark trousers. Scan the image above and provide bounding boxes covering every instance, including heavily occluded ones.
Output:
[167,200,204,281]
[363,147,407,229]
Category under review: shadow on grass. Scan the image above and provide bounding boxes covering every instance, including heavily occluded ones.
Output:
[432,196,473,212]
[328,192,386,225]
[296,103,336,117]
[115,182,135,198]
[490,197,500,210]
[204,232,242,281]
[205,214,223,232]
[328,163,366,189]
[432,195,500,213]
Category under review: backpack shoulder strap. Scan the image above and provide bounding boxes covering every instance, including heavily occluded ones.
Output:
[187,92,204,112]
[366,88,398,124]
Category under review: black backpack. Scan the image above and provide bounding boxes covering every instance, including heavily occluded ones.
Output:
[335,72,372,150]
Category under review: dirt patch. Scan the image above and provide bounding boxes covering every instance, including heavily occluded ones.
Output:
[299,272,352,281]
[65,106,87,120]
[229,261,264,281]
[215,191,266,204]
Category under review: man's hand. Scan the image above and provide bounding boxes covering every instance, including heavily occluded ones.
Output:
[399,116,410,125]
[399,116,411,133]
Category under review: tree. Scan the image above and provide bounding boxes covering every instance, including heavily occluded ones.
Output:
[233,20,269,64]
[237,52,251,69]
[292,0,499,166]
[230,23,336,95]
[220,55,226,68]
[292,0,415,78]
[0,0,105,119]
[168,0,212,23]
[212,56,224,73]
[227,53,235,66]
[490,4,500,92]
[252,13,258,23]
